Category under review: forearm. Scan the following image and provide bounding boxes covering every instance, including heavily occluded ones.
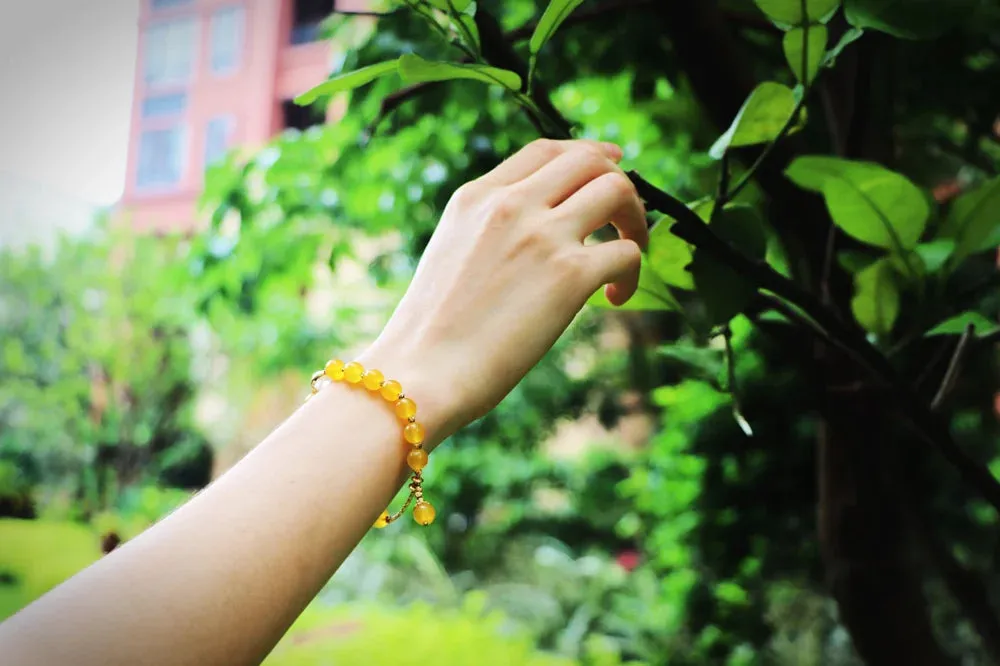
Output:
[0,358,442,666]
[0,137,645,666]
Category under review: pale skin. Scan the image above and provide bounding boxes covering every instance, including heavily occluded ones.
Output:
[0,138,648,666]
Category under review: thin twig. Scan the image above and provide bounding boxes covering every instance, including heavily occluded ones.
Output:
[931,323,976,411]
[722,324,753,436]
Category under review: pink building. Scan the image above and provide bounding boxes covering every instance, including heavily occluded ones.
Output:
[121,0,367,232]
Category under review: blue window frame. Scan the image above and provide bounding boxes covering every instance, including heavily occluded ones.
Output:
[204,116,235,167]
[141,93,187,118]
[210,6,245,75]
[151,0,192,9]
[143,17,198,86]
[137,126,185,187]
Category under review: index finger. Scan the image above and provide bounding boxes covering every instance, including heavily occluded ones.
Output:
[478,139,623,186]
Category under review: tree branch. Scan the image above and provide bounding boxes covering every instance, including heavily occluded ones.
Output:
[931,323,976,411]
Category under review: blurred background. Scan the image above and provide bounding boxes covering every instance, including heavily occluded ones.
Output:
[1,0,999,664]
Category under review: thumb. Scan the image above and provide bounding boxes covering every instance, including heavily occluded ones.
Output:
[586,239,641,306]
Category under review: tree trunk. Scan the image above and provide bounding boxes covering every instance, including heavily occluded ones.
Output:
[819,381,953,666]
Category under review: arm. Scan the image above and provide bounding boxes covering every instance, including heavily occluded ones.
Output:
[0,138,648,666]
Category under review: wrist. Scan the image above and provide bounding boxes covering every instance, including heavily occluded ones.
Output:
[354,340,464,452]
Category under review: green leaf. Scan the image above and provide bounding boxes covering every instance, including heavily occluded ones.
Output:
[823,26,864,66]
[914,239,955,273]
[845,0,972,39]
[529,0,587,55]
[455,7,480,52]
[691,206,767,326]
[837,250,878,274]
[754,0,841,25]
[709,82,798,159]
[587,255,679,311]
[397,54,521,89]
[783,25,827,84]
[648,216,694,289]
[785,156,930,251]
[850,258,900,336]
[938,177,1000,263]
[926,312,1000,338]
[294,60,400,105]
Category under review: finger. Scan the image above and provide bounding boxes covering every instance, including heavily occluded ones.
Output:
[557,172,648,250]
[480,139,622,187]
[518,145,628,208]
[585,239,642,306]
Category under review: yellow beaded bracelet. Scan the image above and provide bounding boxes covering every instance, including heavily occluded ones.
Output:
[306,359,435,527]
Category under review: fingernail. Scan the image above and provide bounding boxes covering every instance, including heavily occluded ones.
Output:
[600,142,623,161]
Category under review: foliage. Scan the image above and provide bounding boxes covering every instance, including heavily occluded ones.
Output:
[0,227,210,516]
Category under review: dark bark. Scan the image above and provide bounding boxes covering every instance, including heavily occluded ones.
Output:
[818,383,953,666]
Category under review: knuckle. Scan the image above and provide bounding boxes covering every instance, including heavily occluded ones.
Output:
[452,181,485,206]
[486,194,520,225]
[528,138,562,160]
[600,171,636,198]
[574,148,610,173]
[511,225,557,257]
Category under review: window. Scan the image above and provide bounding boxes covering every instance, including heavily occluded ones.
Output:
[290,0,334,44]
[204,116,234,167]
[137,127,185,187]
[141,93,187,118]
[282,100,325,131]
[152,0,192,8]
[143,18,198,85]
[210,6,245,74]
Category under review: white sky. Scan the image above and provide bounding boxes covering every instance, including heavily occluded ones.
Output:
[0,0,139,206]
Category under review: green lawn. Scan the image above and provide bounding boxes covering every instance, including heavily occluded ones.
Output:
[0,518,103,620]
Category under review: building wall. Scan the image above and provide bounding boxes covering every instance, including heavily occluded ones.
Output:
[120,0,345,233]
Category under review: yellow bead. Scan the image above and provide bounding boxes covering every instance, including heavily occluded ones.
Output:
[373,510,389,529]
[413,501,435,526]
[380,380,402,402]
[403,421,425,445]
[394,397,417,420]
[407,447,428,472]
[343,361,364,384]
[324,359,345,381]
[362,369,384,391]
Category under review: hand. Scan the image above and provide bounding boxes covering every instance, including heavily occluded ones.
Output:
[359,139,648,446]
